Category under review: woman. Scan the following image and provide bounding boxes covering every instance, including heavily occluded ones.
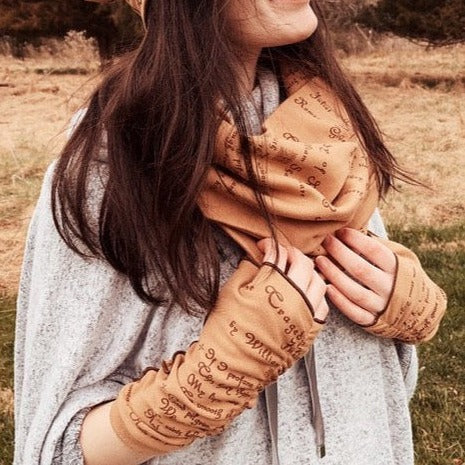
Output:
[13,1,447,464]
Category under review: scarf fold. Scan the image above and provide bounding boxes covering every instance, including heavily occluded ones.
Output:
[198,62,380,263]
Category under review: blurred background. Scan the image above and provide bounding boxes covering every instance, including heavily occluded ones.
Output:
[0,1,464,464]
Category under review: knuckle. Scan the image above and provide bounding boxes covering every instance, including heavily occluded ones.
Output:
[381,281,394,298]
[373,296,387,313]
[385,256,397,274]
[305,257,315,271]
[362,234,378,252]
[350,262,369,278]
[360,312,376,326]
[352,289,371,307]
[293,247,313,265]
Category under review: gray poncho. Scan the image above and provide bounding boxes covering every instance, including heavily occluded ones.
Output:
[14,69,418,465]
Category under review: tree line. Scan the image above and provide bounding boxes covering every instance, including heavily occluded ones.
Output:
[0,0,464,59]
[0,0,143,58]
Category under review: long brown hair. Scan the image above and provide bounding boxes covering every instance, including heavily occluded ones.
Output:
[52,0,414,314]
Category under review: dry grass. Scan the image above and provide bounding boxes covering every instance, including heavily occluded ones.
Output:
[338,41,465,229]
[1,37,464,298]
[0,39,99,298]
[342,41,465,89]
[356,82,465,228]
[0,31,100,75]
[0,388,13,417]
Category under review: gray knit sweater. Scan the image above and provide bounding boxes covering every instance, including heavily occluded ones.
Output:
[14,70,419,465]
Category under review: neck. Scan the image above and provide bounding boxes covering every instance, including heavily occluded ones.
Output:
[235,48,261,94]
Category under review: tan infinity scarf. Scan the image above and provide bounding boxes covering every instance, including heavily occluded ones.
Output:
[198,63,380,262]
[198,62,446,344]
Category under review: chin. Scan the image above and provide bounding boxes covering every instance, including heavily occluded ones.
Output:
[263,5,319,47]
[281,18,318,45]
[226,1,319,51]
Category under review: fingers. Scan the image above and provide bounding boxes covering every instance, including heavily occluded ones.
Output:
[315,255,386,314]
[316,228,397,326]
[256,229,396,328]
[305,270,326,308]
[286,246,315,293]
[257,238,288,272]
[313,296,329,324]
[258,238,328,323]
[258,238,314,294]
[326,284,376,326]
[321,233,393,297]
[306,270,329,322]
[336,228,397,274]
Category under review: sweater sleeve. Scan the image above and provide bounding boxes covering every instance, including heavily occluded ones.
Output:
[51,407,91,465]
[13,160,159,465]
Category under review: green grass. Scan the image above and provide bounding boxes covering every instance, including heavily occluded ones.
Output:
[389,223,465,465]
[0,411,14,465]
[0,296,15,465]
[0,298,15,390]
[0,225,463,465]
[391,223,465,465]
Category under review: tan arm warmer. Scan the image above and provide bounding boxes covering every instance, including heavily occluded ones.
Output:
[361,235,447,343]
[109,259,323,455]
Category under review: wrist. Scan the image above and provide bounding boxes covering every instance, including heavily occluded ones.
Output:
[360,251,447,343]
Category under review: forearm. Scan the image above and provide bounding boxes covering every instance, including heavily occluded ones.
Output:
[107,260,322,455]
[80,258,323,463]
[80,400,159,465]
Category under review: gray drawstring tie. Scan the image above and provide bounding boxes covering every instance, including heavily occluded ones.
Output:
[304,346,326,458]
[265,345,326,464]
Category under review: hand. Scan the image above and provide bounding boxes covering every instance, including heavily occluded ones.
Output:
[258,238,329,324]
[315,228,397,326]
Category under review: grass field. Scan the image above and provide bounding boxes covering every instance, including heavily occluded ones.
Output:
[0,37,464,464]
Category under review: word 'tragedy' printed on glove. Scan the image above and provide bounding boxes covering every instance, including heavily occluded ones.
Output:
[109,259,324,455]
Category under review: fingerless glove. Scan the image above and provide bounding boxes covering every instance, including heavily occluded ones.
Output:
[109,259,324,455]
[361,235,447,344]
